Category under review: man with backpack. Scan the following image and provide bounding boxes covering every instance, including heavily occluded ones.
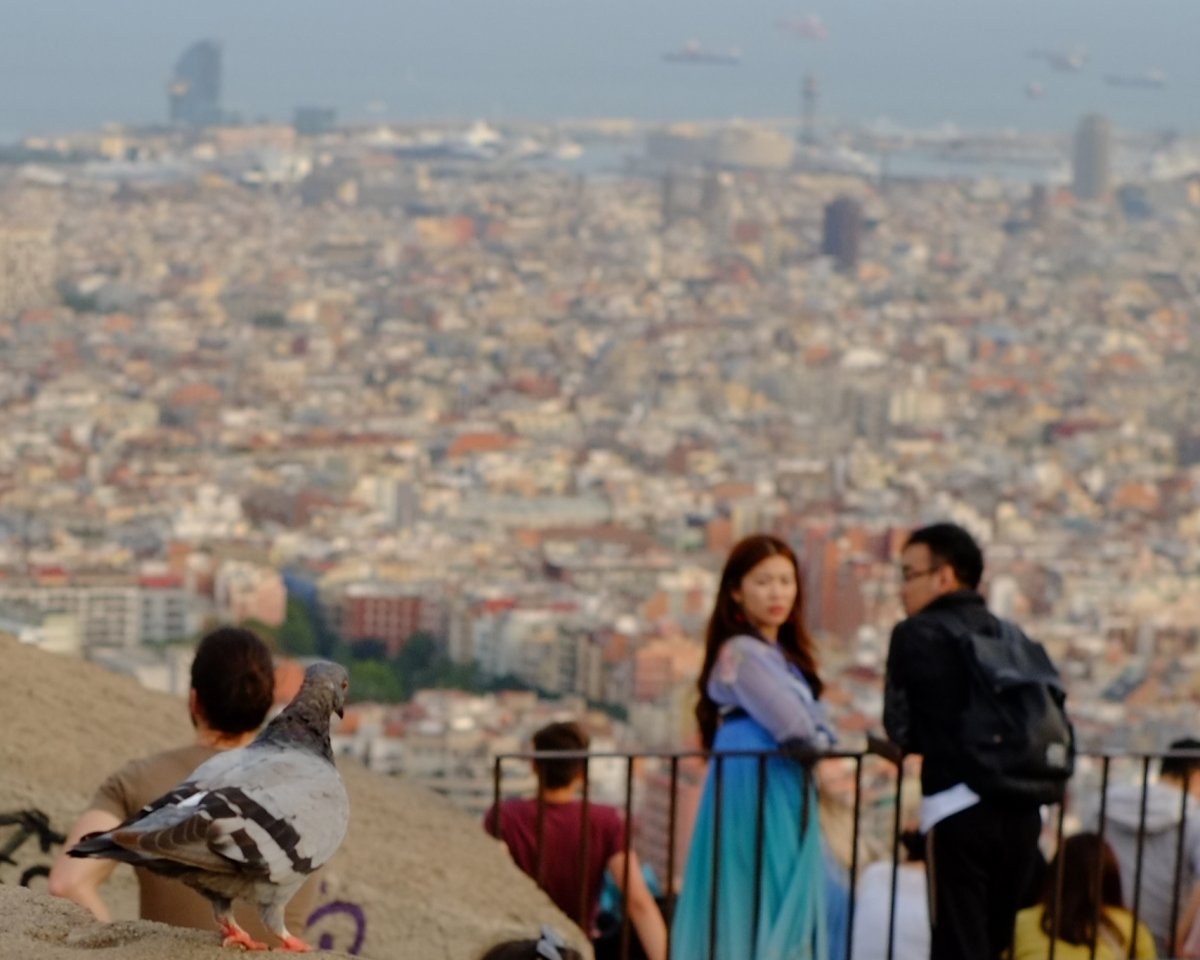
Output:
[883,522,1074,960]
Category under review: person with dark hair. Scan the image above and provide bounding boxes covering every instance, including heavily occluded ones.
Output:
[1011,833,1156,959]
[1084,737,1200,954]
[483,722,666,960]
[883,522,1053,960]
[670,534,835,960]
[478,925,585,960]
[49,627,317,943]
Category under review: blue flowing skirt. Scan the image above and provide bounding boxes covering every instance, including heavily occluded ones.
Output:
[670,716,827,960]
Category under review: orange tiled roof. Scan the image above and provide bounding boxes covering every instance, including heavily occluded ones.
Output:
[447,432,517,458]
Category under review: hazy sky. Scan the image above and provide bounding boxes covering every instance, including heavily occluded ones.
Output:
[2,1,1198,137]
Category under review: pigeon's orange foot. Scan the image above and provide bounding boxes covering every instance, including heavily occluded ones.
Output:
[218,919,269,951]
[278,935,311,953]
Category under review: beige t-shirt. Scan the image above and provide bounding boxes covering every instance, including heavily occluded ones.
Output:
[90,742,319,942]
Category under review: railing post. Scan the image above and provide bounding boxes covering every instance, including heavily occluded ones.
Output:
[1047,798,1068,960]
[665,755,679,960]
[1169,760,1191,958]
[620,755,635,960]
[751,753,767,957]
[886,759,904,960]
[845,756,863,960]
[1129,756,1152,960]
[1090,755,1111,960]
[490,756,502,838]
[708,754,724,960]
[578,754,592,931]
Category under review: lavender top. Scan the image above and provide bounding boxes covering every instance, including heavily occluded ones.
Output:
[707,634,836,750]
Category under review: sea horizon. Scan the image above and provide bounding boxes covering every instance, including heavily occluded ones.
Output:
[2,0,1199,144]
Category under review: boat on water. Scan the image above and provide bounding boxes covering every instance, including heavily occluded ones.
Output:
[662,40,741,65]
[1104,69,1167,89]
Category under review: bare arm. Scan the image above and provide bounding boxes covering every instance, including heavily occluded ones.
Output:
[1177,882,1200,957]
[47,809,121,921]
[609,850,666,960]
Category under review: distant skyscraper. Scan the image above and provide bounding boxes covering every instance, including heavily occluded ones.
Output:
[1029,183,1050,228]
[168,40,222,127]
[822,196,862,271]
[800,74,819,145]
[1072,113,1112,202]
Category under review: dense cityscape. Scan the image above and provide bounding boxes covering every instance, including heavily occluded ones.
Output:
[5,34,1200,901]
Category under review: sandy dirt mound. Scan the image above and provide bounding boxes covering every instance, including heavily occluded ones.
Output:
[0,885,358,960]
[0,636,590,960]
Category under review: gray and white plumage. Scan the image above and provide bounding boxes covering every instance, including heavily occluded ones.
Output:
[70,661,350,946]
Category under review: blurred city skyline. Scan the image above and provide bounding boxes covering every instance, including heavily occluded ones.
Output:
[3,0,1200,139]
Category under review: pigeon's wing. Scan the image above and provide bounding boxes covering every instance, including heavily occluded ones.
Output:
[99,783,254,875]
[190,747,350,883]
[96,750,346,881]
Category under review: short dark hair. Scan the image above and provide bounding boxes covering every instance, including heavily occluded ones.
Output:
[531,721,589,790]
[1161,738,1200,781]
[191,626,275,735]
[478,941,583,960]
[904,522,984,590]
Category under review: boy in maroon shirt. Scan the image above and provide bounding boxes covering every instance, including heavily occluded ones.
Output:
[485,722,666,960]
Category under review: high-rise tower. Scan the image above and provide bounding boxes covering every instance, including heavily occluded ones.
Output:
[822,196,862,272]
[1072,113,1112,202]
[801,74,819,145]
[168,40,222,127]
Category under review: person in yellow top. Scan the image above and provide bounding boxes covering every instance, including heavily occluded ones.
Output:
[1011,833,1156,960]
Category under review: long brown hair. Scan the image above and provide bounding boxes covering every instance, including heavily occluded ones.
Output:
[1039,833,1126,947]
[695,534,822,749]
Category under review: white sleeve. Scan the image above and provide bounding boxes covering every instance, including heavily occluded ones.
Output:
[708,636,835,749]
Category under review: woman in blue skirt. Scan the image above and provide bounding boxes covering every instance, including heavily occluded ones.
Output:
[671,534,835,960]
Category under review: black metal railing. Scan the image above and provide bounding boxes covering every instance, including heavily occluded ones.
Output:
[489,746,1200,960]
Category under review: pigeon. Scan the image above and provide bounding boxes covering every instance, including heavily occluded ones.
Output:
[70,661,350,952]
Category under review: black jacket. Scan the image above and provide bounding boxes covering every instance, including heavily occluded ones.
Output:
[883,590,999,796]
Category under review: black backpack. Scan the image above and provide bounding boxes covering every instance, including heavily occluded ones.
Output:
[955,618,1075,805]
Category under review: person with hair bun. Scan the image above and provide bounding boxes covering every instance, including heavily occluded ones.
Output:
[50,626,319,945]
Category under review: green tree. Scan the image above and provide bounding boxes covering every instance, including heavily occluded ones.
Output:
[349,637,389,662]
[346,659,405,703]
[277,599,319,658]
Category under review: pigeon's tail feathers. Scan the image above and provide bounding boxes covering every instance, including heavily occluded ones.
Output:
[68,832,201,879]
[69,831,130,861]
[68,830,195,877]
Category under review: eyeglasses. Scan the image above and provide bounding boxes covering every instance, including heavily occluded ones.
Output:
[899,564,943,584]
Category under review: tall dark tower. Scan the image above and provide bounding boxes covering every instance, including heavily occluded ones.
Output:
[168,40,222,127]
[801,74,819,145]
[822,196,862,272]
[1029,183,1050,228]
[660,171,678,229]
[1072,113,1112,202]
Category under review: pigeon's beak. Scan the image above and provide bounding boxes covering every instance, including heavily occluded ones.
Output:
[336,704,344,720]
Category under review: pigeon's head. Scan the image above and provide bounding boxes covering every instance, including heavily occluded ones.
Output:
[301,661,349,720]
